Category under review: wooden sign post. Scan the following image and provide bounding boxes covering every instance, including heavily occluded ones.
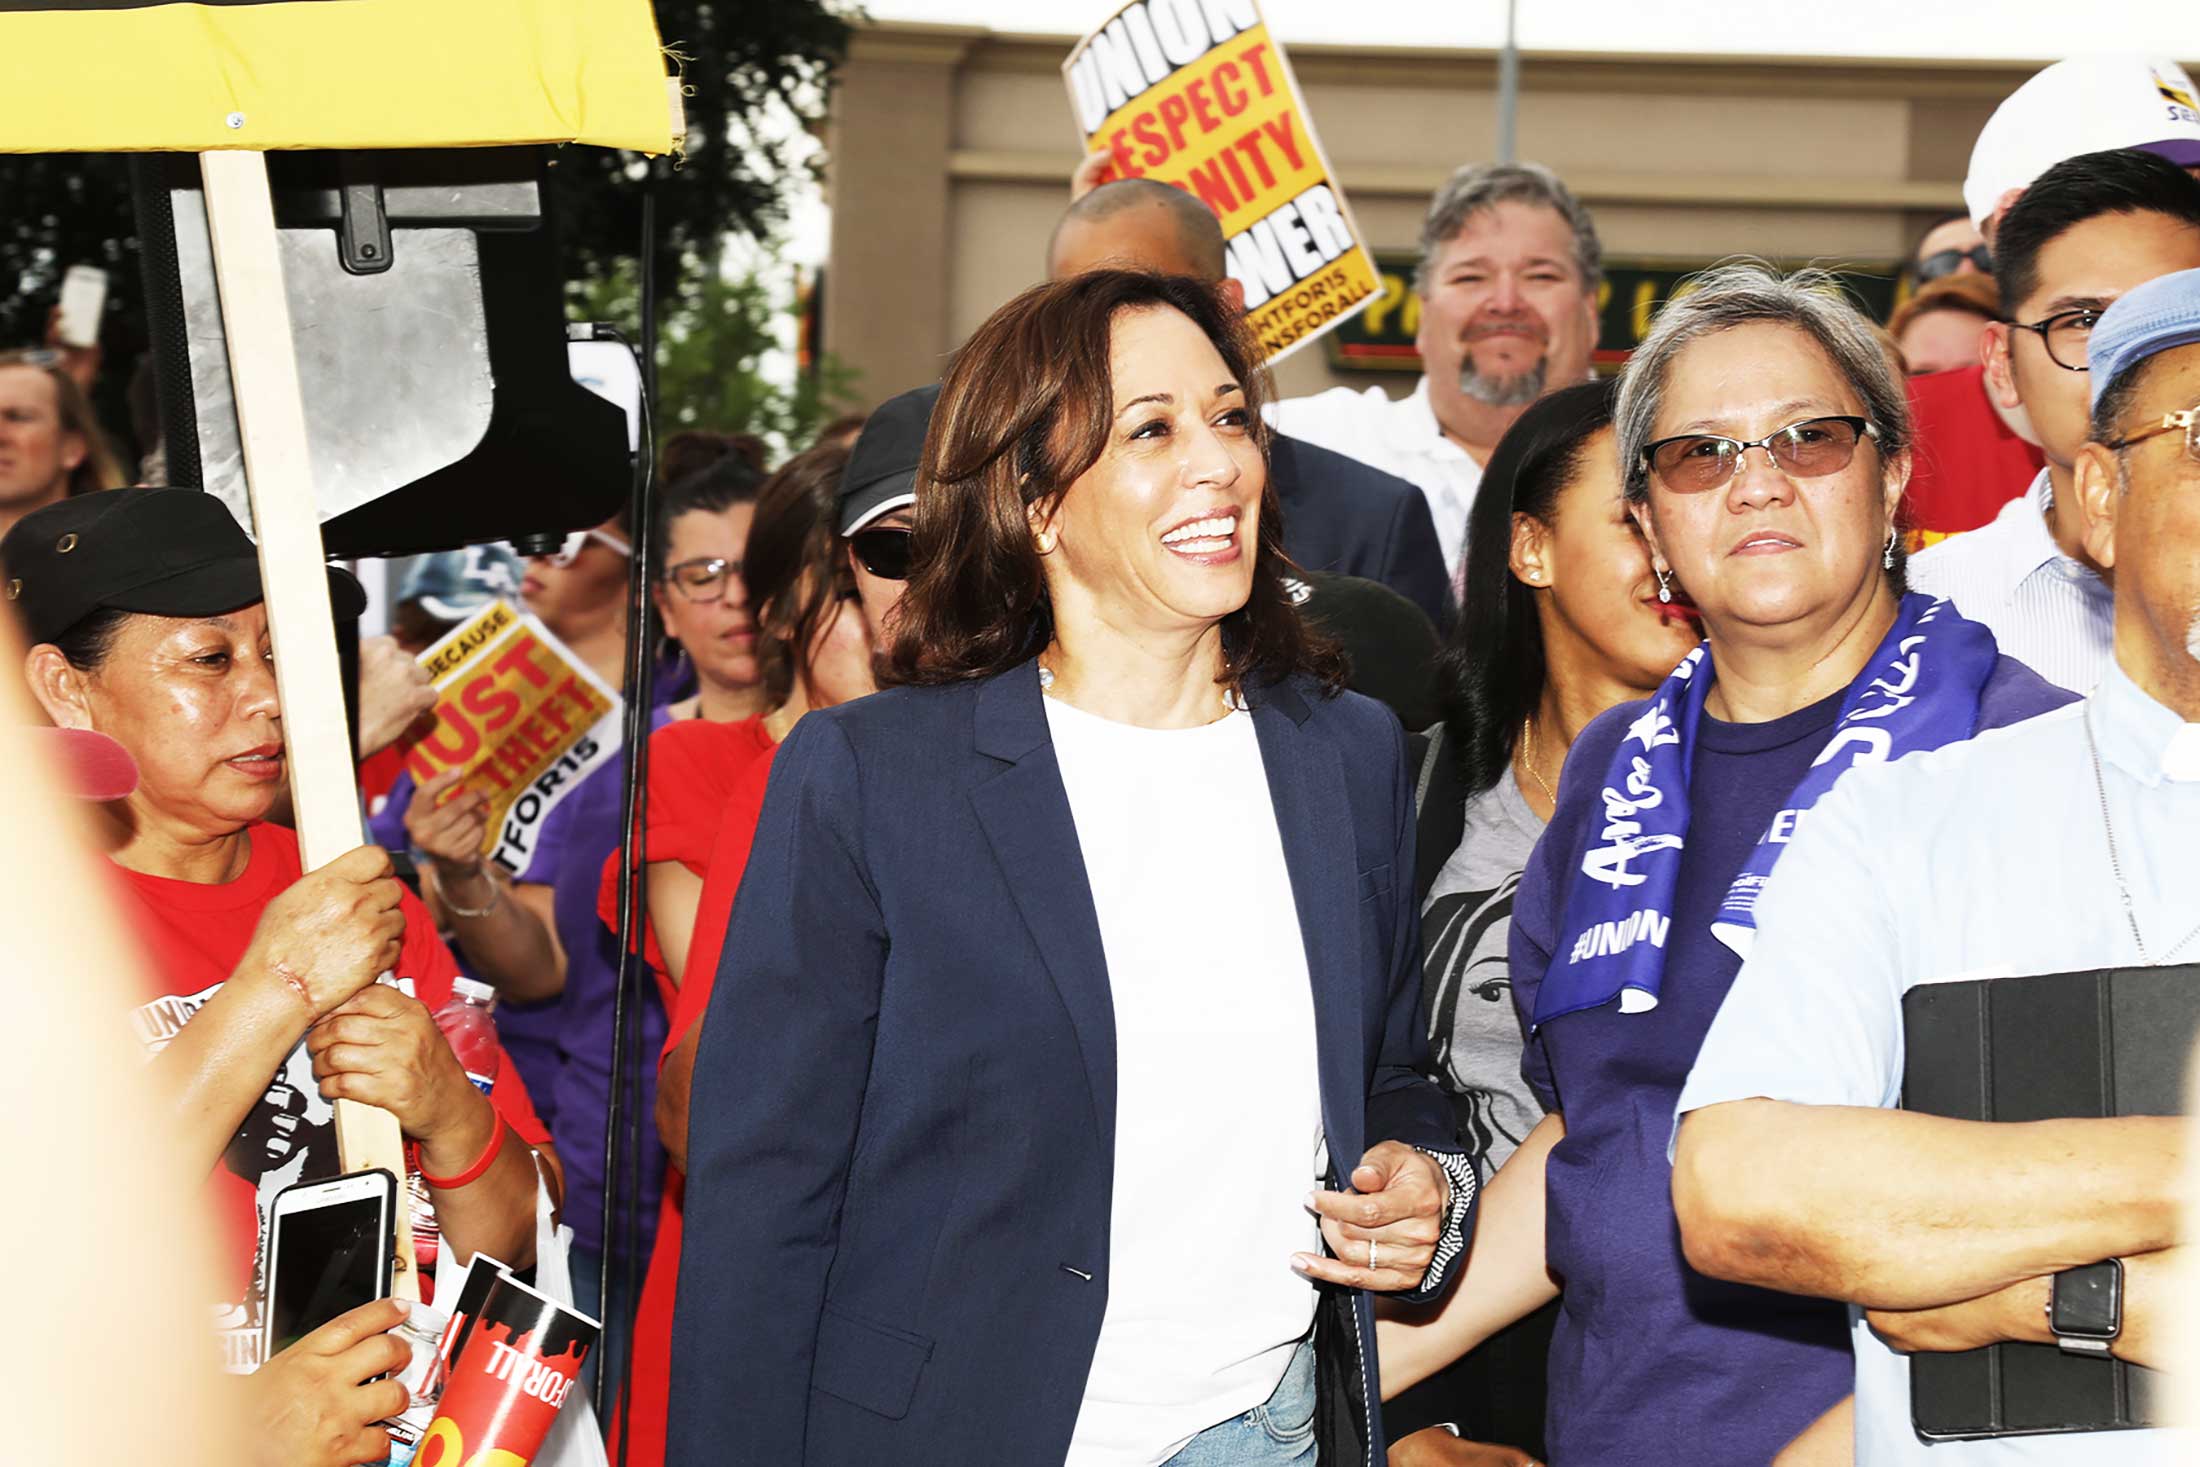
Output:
[199,148,420,1300]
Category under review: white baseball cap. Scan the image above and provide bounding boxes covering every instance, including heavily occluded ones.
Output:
[1964,55,2200,230]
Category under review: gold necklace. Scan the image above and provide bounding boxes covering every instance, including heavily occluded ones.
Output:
[1519,716,1557,805]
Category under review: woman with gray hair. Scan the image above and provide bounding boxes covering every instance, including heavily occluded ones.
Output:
[1374,263,2068,1465]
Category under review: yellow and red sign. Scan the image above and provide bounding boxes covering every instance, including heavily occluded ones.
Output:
[0,0,673,155]
[1063,0,1381,363]
[402,600,619,875]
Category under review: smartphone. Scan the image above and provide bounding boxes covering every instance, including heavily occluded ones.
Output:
[261,1168,398,1362]
[55,265,107,350]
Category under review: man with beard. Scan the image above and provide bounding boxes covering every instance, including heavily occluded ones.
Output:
[1270,163,1603,584]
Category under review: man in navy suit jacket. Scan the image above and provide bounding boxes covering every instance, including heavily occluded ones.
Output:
[1048,183,1454,629]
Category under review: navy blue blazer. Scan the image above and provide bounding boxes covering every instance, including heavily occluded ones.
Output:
[668,665,1465,1466]
[1271,432,1452,631]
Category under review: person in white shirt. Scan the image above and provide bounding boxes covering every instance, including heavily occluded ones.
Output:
[1910,147,2200,693]
[1267,163,1603,582]
[666,267,1474,1467]
[1669,266,2200,1465]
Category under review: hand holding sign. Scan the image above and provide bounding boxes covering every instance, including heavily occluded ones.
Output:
[1063,0,1382,362]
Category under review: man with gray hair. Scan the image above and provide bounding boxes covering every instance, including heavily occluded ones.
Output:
[1268,162,1604,579]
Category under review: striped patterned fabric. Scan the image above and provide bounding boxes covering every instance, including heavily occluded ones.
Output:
[1907,470,2114,696]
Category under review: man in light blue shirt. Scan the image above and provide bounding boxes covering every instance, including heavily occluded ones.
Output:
[1667,267,2200,1462]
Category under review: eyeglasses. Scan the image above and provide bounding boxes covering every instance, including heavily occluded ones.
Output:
[849,526,912,581]
[523,529,632,568]
[2104,401,2200,465]
[1912,245,1993,283]
[1642,416,1879,494]
[2004,307,2101,373]
[662,555,743,603]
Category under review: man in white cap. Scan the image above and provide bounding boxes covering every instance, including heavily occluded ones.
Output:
[1904,54,2200,544]
[1670,266,2200,1465]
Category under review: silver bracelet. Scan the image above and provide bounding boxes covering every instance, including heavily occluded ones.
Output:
[439,863,503,919]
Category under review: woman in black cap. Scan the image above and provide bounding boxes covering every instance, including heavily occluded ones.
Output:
[6,487,555,1467]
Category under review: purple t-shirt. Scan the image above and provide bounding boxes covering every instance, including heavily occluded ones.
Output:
[1508,655,2071,1466]
[543,707,672,1259]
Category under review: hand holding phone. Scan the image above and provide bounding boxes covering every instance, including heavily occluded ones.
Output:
[251,1299,411,1467]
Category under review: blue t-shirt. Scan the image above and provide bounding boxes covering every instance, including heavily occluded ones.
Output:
[1509,655,2069,1466]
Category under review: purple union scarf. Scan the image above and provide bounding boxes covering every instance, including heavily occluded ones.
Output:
[1531,593,2000,1030]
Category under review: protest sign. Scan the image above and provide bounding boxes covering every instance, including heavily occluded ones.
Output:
[1063,0,1382,363]
[402,600,620,877]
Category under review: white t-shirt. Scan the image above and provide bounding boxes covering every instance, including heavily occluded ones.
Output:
[1268,375,1485,577]
[1676,662,2197,1464]
[1048,694,1323,1467]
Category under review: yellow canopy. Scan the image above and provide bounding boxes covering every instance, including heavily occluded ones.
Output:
[0,0,673,155]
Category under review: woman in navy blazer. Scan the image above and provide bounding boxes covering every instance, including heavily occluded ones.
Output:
[668,271,1473,1467]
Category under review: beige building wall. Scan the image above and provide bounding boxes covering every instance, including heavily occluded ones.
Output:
[821,25,2067,406]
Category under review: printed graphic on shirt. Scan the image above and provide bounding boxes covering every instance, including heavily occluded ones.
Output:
[1421,874,1539,1181]
[132,975,434,1374]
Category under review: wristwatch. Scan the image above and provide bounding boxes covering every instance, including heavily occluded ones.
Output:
[2046,1260,2122,1357]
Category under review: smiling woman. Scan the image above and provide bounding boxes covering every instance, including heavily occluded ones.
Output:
[667,271,1477,1467]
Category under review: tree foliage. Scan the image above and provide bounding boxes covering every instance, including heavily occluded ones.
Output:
[574,262,860,461]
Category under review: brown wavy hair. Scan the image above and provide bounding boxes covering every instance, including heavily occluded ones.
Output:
[743,438,856,708]
[885,270,1343,695]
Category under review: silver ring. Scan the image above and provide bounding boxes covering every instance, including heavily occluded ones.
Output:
[1367,1240,1380,1271]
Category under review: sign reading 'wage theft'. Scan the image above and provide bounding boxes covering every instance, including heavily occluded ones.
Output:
[1064,0,1382,363]
[402,600,621,876]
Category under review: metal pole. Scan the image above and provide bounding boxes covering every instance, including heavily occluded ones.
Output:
[1497,0,1520,163]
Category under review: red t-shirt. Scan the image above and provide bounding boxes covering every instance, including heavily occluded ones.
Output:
[114,822,548,1374]
[594,714,776,1006]
[1901,365,2045,548]
[617,741,779,1467]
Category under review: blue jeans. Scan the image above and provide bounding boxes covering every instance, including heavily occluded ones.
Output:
[1164,1336,1319,1466]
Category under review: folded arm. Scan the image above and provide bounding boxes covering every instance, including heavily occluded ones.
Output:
[1864,1245,2183,1370]
[1673,1100,2182,1309]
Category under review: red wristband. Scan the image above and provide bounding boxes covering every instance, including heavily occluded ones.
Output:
[419,1107,507,1190]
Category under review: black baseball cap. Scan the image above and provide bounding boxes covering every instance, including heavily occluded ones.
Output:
[838,384,940,536]
[2,488,366,646]
[1285,571,1441,731]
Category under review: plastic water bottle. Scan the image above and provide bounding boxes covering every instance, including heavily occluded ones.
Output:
[434,977,500,1096]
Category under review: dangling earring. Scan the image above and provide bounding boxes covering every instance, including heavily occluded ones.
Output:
[1656,568,1673,604]
[1883,530,1897,571]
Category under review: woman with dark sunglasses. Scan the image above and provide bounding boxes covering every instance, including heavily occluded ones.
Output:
[598,432,886,1467]
[1381,264,2065,1467]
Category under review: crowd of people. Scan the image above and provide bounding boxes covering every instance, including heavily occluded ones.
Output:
[8,42,2200,1467]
